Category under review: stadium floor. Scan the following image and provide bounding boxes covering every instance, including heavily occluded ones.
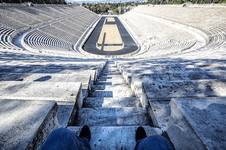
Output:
[82,16,138,55]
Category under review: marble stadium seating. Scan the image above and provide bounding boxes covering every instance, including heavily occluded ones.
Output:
[0,3,226,150]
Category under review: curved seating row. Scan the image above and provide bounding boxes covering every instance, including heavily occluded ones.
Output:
[115,5,226,149]
[0,25,21,50]
[0,4,99,56]
[24,29,72,51]
[115,56,226,149]
[124,5,226,58]
[120,11,197,58]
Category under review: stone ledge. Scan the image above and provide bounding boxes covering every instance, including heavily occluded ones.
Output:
[0,81,82,126]
[0,99,58,149]
[167,97,226,150]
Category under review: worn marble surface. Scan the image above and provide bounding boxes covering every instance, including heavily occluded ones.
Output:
[84,97,141,108]
[116,60,226,149]
[0,99,57,149]
[76,107,150,126]
[0,72,91,90]
[149,100,171,130]
[0,81,82,102]
[0,81,82,126]
[76,62,150,127]
[168,97,226,150]
[143,79,226,99]
[68,126,162,150]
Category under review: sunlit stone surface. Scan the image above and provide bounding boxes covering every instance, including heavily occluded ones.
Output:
[0,99,57,149]
[1,3,226,149]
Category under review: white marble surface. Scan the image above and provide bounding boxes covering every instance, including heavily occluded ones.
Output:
[0,99,57,149]
[168,97,226,149]
[68,126,162,150]
[0,81,82,126]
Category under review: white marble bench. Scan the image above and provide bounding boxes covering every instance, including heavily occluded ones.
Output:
[0,99,57,149]
[0,81,82,126]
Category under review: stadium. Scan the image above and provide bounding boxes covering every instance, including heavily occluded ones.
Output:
[0,1,226,149]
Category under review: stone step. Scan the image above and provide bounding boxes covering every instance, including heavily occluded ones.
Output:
[107,70,119,73]
[83,97,141,108]
[100,72,121,76]
[0,99,57,149]
[75,107,151,126]
[105,70,119,72]
[67,126,162,150]
[93,83,131,91]
[95,81,112,86]
[0,62,105,74]
[90,90,114,97]
[90,89,134,98]
[102,67,118,70]
[167,97,226,150]
[0,81,82,126]
[95,78,126,86]
[92,84,112,90]
[101,72,121,76]
[103,64,117,68]
[99,75,124,81]
[27,73,91,98]
[148,100,171,130]
[102,68,118,72]
[97,76,113,81]
[143,79,226,100]
[117,62,226,74]
[135,70,226,81]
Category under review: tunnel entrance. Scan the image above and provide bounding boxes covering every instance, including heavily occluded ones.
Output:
[82,16,138,55]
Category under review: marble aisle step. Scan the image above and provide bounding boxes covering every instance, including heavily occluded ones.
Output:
[93,83,132,90]
[76,107,151,126]
[98,75,125,83]
[97,76,113,81]
[101,72,121,76]
[83,97,141,108]
[102,68,118,72]
[68,126,162,150]
[90,89,134,98]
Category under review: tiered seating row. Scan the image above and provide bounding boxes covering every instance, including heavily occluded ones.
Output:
[24,30,72,51]
[127,5,226,58]
[120,11,197,58]
[139,39,196,57]
[0,60,106,149]
[0,6,41,28]
[116,59,226,149]
[23,6,98,54]
[40,25,79,43]
[0,4,99,55]
[0,25,21,50]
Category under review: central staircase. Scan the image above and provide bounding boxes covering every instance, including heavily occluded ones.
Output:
[68,61,162,149]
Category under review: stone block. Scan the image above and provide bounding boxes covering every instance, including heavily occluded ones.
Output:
[143,79,226,100]
[167,97,226,150]
[0,99,57,149]
[0,81,82,126]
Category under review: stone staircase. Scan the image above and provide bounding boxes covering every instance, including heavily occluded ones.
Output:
[69,61,161,149]
[0,61,106,149]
